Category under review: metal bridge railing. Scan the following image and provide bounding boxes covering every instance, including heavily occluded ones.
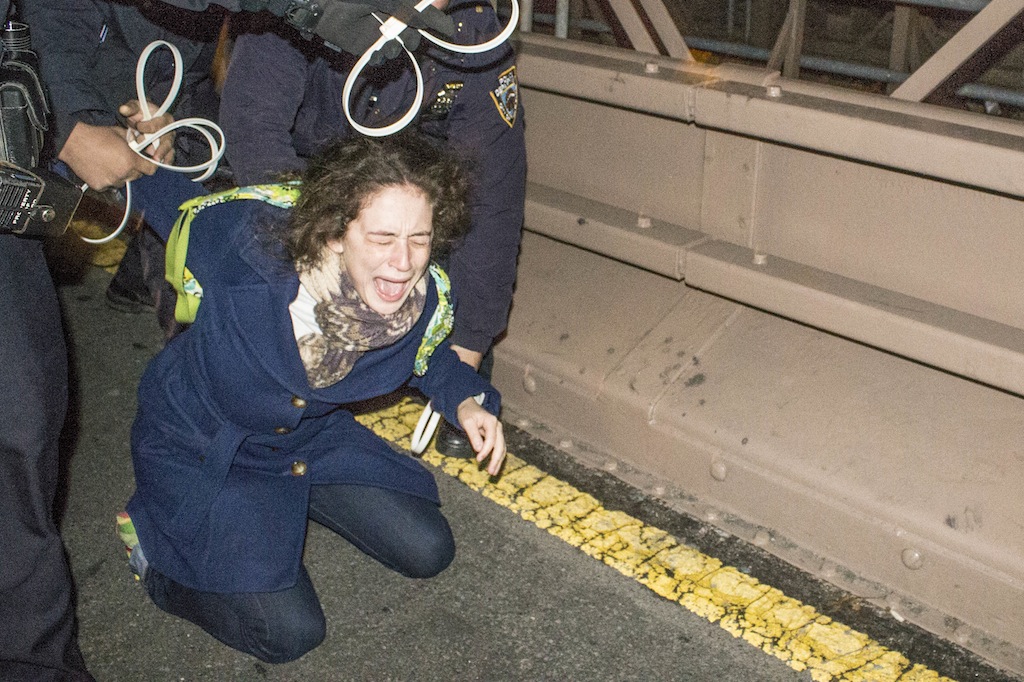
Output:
[518,0,1024,113]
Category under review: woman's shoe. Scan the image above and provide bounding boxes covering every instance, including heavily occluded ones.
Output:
[116,511,150,582]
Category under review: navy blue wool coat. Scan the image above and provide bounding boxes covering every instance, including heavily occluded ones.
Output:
[125,171,499,593]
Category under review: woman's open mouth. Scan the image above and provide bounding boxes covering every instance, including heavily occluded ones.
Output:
[374,277,409,303]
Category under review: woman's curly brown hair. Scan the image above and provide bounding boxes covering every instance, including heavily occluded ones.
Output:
[285,132,470,271]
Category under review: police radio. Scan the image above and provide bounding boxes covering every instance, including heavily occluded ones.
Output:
[0,161,81,236]
[0,20,81,237]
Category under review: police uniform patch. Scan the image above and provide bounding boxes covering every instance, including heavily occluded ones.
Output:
[490,65,518,128]
[425,81,464,120]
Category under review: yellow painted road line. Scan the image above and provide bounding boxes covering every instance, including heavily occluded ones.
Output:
[357,399,956,682]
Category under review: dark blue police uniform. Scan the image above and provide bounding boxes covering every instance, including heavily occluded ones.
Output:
[220,2,526,354]
[0,1,94,678]
[0,237,95,682]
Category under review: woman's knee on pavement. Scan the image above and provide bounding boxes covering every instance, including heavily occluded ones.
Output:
[395,515,456,579]
[247,599,326,664]
[146,568,326,664]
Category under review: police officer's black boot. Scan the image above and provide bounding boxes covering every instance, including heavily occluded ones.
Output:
[435,420,475,458]
[106,232,155,313]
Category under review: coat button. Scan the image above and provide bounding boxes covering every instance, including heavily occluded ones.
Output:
[291,461,307,476]
[291,396,307,409]
[274,426,291,435]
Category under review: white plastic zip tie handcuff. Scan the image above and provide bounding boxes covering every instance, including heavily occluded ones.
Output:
[81,40,226,244]
[410,392,486,455]
[343,0,519,137]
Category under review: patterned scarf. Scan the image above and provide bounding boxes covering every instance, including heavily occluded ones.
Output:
[296,252,427,388]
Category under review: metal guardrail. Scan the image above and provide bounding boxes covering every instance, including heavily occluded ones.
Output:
[525,0,1024,110]
[686,35,1024,109]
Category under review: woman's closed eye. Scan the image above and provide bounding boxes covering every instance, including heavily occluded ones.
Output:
[367,234,432,247]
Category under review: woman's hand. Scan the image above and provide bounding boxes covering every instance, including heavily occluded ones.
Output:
[456,396,506,476]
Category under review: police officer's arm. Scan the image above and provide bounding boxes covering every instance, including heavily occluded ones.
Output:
[20,0,171,189]
[19,0,108,154]
[220,24,311,184]
[444,32,527,363]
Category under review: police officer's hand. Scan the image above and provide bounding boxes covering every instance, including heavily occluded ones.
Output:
[59,122,159,191]
[119,100,176,166]
[314,0,454,61]
[456,396,506,477]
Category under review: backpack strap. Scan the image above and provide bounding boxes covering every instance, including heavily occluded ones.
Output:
[413,263,454,376]
[165,183,301,324]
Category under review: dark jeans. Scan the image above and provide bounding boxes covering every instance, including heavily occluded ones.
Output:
[145,483,455,663]
[0,236,94,682]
